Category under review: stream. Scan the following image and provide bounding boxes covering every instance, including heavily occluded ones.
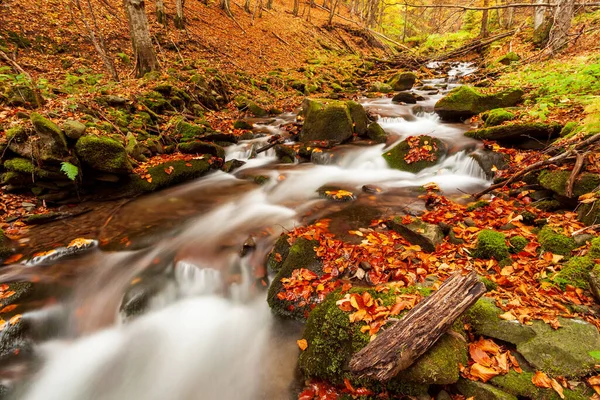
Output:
[0,62,490,400]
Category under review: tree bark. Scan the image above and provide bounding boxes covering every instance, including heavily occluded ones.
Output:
[534,0,545,29]
[123,0,159,78]
[266,0,273,9]
[221,0,233,17]
[175,0,185,29]
[156,0,166,24]
[349,271,486,381]
[548,0,575,53]
[293,0,299,15]
[480,0,489,38]
[327,0,340,24]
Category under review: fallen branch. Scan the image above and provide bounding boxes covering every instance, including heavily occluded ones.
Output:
[566,152,587,198]
[572,223,600,236]
[349,271,485,381]
[272,32,290,46]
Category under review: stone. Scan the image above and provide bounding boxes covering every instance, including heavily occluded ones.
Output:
[299,99,368,144]
[392,91,419,104]
[537,225,577,257]
[127,159,211,194]
[368,82,393,93]
[382,135,447,173]
[588,264,600,303]
[387,217,444,252]
[473,230,509,260]
[266,234,291,274]
[491,370,589,400]
[30,113,69,163]
[325,204,383,244]
[120,275,171,320]
[538,170,600,198]
[365,122,387,143]
[5,85,42,109]
[75,135,132,174]
[0,228,15,260]
[62,120,87,140]
[496,52,521,65]
[178,141,225,158]
[388,72,417,91]
[456,379,517,400]
[517,317,600,378]
[469,149,508,179]
[465,123,563,149]
[434,86,523,121]
[483,108,516,127]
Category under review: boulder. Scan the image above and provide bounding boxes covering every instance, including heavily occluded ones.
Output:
[456,379,517,400]
[464,123,562,149]
[482,108,516,127]
[4,85,42,109]
[386,217,444,252]
[178,141,225,158]
[382,135,447,173]
[365,122,387,143]
[30,113,69,163]
[491,370,589,400]
[434,86,523,121]
[368,82,393,93]
[469,149,508,179]
[75,135,132,174]
[537,225,576,257]
[62,120,87,140]
[392,91,421,104]
[473,230,509,260]
[388,72,417,91]
[127,159,211,194]
[6,125,33,158]
[517,318,600,378]
[496,52,521,65]
[299,99,368,143]
[120,274,171,320]
[538,170,600,198]
[266,233,291,274]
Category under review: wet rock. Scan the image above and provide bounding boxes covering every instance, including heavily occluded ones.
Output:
[5,125,33,159]
[386,217,444,252]
[247,101,267,117]
[388,72,417,91]
[482,108,516,127]
[464,298,535,345]
[178,141,225,158]
[491,370,590,399]
[434,86,523,121]
[457,379,516,400]
[325,204,382,243]
[30,113,69,163]
[465,123,562,149]
[365,122,387,143]
[368,82,393,93]
[0,229,15,260]
[362,184,382,194]
[517,317,600,378]
[62,119,87,140]
[299,98,368,144]
[233,120,253,130]
[382,135,447,173]
[469,149,508,179]
[76,135,132,174]
[274,144,297,164]
[127,159,211,193]
[392,91,420,104]
[0,319,33,363]
[266,233,291,273]
[97,95,128,107]
[538,170,600,198]
[120,275,171,320]
[221,159,246,173]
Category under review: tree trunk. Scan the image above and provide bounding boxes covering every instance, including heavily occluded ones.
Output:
[480,0,489,38]
[123,0,159,78]
[327,0,339,25]
[175,0,185,29]
[293,0,299,16]
[548,0,575,53]
[156,0,165,24]
[245,0,252,13]
[349,272,486,381]
[534,0,545,30]
[221,0,233,17]
[266,0,273,9]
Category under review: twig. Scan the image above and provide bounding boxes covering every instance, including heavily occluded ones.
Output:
[572,223,600,237]
[566,151,587,198]
[272,32,290,46]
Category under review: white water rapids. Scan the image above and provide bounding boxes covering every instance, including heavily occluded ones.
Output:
[9,63,489,400]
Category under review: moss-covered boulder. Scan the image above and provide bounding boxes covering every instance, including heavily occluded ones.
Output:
[537,225,577,257]
[538,170,600,198]
[4,158,34,174]
[578,200,600,226]
[178,141,225,158]
[0,229,15,260]
[491,370,589,400]
[465,123,562,149]
[473,230,509,260]
[365,122,387,143]
[267,237,322,321]
[5,84,42,109]
[233,120,253,130]
[588,263,600,303]
[368,82,393,93]
[552,256,595,290]
[266,234,291,273]
[299,99,368,143]
[496,52,521,65]
[434,86,523,121]
[464,297,536,345]
[176,120,208,140]
[382,135,447,173]
[483,108,516,127]
[388,72,417,91]
[30,113,69,162]
[517,317,600,378]
[75,135,132,174]
[386,217,444,252]
[128,159,211,193]
[5,125,33,158]
[456,379,517,400]
[247,101,267,117]
[62,120,87,140]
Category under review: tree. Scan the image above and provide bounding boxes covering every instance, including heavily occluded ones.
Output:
[548,0,575,53]
[480,0,489,38]
[123,0,159,77]
[292,0,299,16]
[156,0,166,25]
[175,0,185,29]
[221,0,233,17]
[533,0,545,30]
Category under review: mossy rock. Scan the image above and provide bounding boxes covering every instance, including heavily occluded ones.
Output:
[482,108,516,127]
[560,121,579,137]
[0,229,15,259]
[463,297,536,345]
[434,86,524,121]
[178,141,225,158]
[75,135,132,174]
[473,230,509,260]
[125,132,146,162]
[176,120,207,140]
[387,217,444,252]
[62,120,87,140]
[221,159,245,173]
[538,225,577,257]
[347,100,368,136]
[469,149,509,179]
[30,113,69,162]
[578,200,600,226]
[588,263,600,303]
[388,72,417,91]
[466,200,488,212]
[266,234,291,273]
[139,91,170,113]
[491,370,588,400]
[534,199,562,212]
[274,144,296,164]
[367,82,393,93]
[392,91,419,104]
[5,84,42,109]
[266,237,321,321]
[4,158,34,174]
[516,317,600,378]
[382,135,446,173]
[247,101,267,117]
[365,122,386,143]
[508,235,527,253]
[233,120,253,130]
[551,255,595,290]
[456,379,517,400]
[533,20,553,48]
[465,123,561,149]
[128,159,211,193]
[300,99,367,144]
[538,170,600,198]
[496,52,520,65]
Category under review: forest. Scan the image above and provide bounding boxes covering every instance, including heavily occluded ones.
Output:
[1,0,600,399]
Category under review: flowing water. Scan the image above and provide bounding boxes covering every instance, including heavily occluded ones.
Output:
[0,63,489,400]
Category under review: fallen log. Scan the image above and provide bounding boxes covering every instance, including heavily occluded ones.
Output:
[349,271,486,381]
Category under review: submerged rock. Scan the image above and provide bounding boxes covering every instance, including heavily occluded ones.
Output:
[469,149,508,179]
[392,91,421,104]
[434,86,523,121]
[128,159,211,193]
[382,135,447,173]
[299,98,368,143]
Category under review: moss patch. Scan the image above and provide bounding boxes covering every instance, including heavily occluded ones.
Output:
[491,370,589,400]
[539,170,600,198]
[128,159,211,193]
[538,225,577,256]
[365,122,386,143]
[552,255,595,290]
[75,135,132,174]
[266,234,291,273]
[0,229,14,259]
[434,86,523,121]
[483,108,516,127]
[508,235,527,253]
[178,141,225,158]
[473,230,509,260]
[388,72,417,91]
[4,158,34,174]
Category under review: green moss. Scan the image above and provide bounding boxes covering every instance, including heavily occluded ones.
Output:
[560,121,579,137]
[299,99,354,143]
[4,158,34,174]
[456,379,517,400]
[578,200,600,225]
[552,256,595,290]
[473,230,509,260]
[483,108,516,127]
[128,159,211,193]
[233,120,253,130]
[534,199,562,211]
[590,236,600,258]
[465,122,561,141]
[466,200,488,211]
[496,52,520,65]
[539,170,600,197]
[368,82,393,93]
[140,91,170,113]
[176,120,206,139]
[6,125,27,141]
[247,101,267,117]
[520,210,536,225]
[75,135,132,174]
[538,225,577,257]
[388,72,417,91]
[30,112,67,147]
[491,370,588,400]
[346,101,368,135]
[266,234,291,273]
[382,135,446,173]
[434,86,524,120]
[509,235,527,253]
[178,141,225,158]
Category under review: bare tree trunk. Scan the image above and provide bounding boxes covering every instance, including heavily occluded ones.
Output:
[480,0,489,37]
[549,0,575,53]
[156,0,166,24]
[175,0,185,29]
[306,0,312,21]
[72,0,119,81]
[245,0,252,13]
[123,0,159,78]
[293,0,299,15]
[221,0,233,17]
[327,0,340,25]
[534,0,546,29]
[266,0,273,9]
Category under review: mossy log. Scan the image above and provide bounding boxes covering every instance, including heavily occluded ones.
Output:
[349,271,485,381]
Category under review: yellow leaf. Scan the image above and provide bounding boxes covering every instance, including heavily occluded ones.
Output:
[297,339,308,351]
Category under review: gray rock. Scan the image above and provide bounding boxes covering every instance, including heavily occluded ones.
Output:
[469,149,508,179]
[387,217,444,252]
[456,379,517,400]
[388,72,417,91]
[62,120,87,140]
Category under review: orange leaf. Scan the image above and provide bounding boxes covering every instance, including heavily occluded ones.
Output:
[550,378,565,399]
[0,304,17,313]
[470,363,499,382]
[469,343,493,367]
[297,339,308,351]
[532,371,553,388]
[8,314,21,325]
[3,253,23,264]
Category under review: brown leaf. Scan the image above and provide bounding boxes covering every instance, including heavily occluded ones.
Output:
[470,363,499,382]
[532,371,553,388]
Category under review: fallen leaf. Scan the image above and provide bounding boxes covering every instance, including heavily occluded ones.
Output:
[297,339,308,351]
